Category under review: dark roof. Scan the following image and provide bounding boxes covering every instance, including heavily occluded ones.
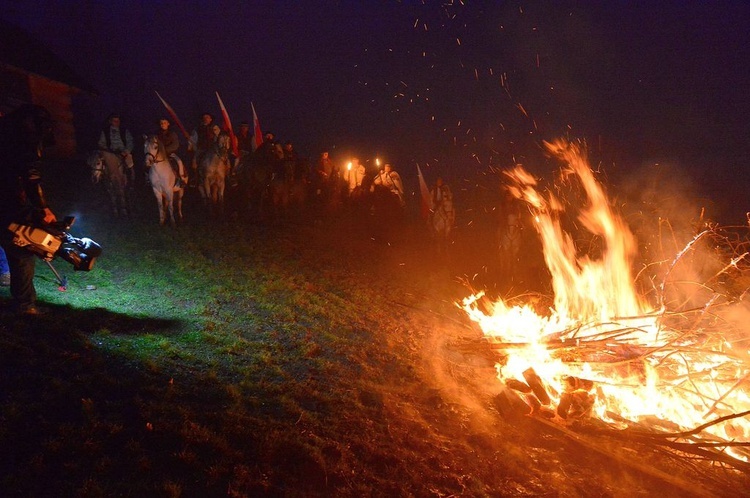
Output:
[0,19,95,93]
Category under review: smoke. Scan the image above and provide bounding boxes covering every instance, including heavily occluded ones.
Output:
[613,160,728,310]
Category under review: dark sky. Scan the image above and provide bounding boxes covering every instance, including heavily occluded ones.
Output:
[3,1,749,222]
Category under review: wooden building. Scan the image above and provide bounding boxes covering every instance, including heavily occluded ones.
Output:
[0,20,94,158]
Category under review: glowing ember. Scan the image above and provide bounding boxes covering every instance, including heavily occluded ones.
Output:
[461,139,750,463]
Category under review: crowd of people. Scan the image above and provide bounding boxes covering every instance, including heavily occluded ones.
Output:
[95,110,424,222]
[0,105,456,315]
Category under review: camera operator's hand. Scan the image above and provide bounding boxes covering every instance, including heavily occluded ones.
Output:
[42,207,57,224]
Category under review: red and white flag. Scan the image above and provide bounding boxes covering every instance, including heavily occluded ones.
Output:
[416,164,432,221]
[215,91,239,157]
[251,102,263,152]
[155,91,193,146]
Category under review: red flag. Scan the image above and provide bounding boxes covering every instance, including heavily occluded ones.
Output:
[155,91,193,146]
[215,91,239,157]
[417,164,432,221]
[251,102,263,152]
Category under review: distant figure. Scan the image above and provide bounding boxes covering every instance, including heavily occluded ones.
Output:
[235,121,252,160]
[429,177,455,255]
[497,188,524,277]
[98,112,134,181]
[254,131,280,171]
[189,112,215,186]
[373,162,405,206]
[313,150,338,211]
[344,157,366,197]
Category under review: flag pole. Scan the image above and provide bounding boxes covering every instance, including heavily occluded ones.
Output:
[417,163,432,221]
[251,102,263,152]
[215,91,239,157]
[155,91,193,147]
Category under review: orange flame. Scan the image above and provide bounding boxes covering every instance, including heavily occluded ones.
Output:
[461,139,750,462]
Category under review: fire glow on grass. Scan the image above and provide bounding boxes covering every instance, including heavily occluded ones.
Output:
[462,139,750,464]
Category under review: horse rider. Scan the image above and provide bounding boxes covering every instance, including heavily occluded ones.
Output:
[98,112,134,182]
[236,121,252,161]
[373,162,405,206]
[189,112,215,186]
[155,118,187,187]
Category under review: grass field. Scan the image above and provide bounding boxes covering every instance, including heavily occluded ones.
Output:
[1,160,748,497]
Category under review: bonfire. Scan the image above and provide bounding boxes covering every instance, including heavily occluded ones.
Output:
[461,139,750,472]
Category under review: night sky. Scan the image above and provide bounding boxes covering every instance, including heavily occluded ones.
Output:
[3,1,749,223]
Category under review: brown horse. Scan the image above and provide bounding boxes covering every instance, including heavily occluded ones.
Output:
[88,149,131,217]
[143,134,186,226]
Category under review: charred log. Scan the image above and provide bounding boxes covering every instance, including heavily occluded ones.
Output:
[523,367,551,405]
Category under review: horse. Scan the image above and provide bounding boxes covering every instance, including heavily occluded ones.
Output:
[143,134,186,226]
[87,149,131,217]
[199,133,231,218]
[429,186,455,254]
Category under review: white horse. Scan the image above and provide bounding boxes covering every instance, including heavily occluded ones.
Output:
[88,149,131,217]
[144,134,186,226]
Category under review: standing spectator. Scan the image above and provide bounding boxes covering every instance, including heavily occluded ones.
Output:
[0,104,59,315]
[282,141,299,179]
[315,151,335,187]
[313,150,336,201]
[98,112,134,182]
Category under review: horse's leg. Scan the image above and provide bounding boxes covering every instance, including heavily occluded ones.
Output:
[175,189,184,221]
[218,183,225,218]
[165,188,176,226]
[153,186,166,225]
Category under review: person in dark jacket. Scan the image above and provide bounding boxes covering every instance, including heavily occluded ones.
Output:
[0,104,58,315]
[156,118,186,187]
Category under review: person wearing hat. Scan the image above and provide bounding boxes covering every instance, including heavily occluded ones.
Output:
[236,121,252,159]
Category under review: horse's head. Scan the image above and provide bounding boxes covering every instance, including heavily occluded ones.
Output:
[217,132,231,154]
[88,151,105,184]
[143,134,162,166]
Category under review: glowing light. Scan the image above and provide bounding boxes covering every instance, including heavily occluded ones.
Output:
[461,139,750,463]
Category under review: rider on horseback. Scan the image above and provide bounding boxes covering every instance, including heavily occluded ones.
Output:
[373,163,405,207]
[189,112,215,187]
[156,118,187,188]
[98,113,134,182]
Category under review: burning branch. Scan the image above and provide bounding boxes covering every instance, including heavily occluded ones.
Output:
[459,139,750,470]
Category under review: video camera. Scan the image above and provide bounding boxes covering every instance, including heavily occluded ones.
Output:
[8,216,102,272]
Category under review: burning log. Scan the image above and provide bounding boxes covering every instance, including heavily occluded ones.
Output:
[505,378,532,393]
[522,368,551,405]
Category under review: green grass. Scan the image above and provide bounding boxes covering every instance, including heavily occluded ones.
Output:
[1,168,746,497]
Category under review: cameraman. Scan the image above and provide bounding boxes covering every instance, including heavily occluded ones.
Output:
[0,104,57,315]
